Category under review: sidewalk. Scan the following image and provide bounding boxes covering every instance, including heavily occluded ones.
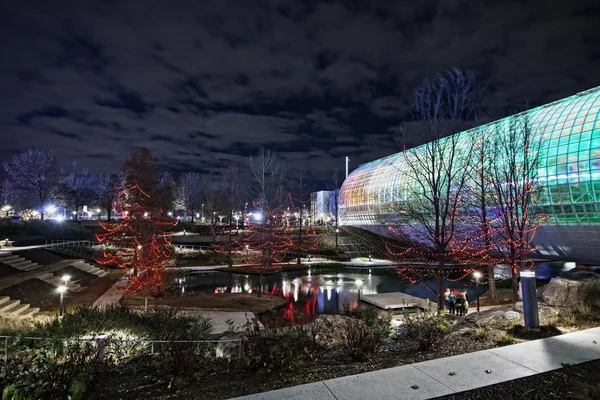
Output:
[232,327,600,400]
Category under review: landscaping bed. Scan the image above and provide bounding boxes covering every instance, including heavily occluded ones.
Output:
[435,359,600,400]
[0,262,20,279]
[121,292,288,313]
[0,279,59,309]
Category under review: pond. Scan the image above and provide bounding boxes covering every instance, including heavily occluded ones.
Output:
[178,260,575,323]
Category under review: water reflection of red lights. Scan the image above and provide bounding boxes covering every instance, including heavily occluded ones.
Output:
[211,281,359,326]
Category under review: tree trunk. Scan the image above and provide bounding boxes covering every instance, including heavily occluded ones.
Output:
[437,259,445,314]
[511,266,519,304]
[40,211,45,221]
[258,273,263,298]
[486,264,497,300]
[191,212,195,223]
[144,297,148,312]
[297,208,303,264]
[228,209,233,267]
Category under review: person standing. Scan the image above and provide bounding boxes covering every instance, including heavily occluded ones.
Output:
[444,288,451,311]
[448,291,456,315]
[455,294,464,317]
[462,290,469,315]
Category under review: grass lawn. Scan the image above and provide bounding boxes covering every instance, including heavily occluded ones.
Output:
[121,292,287,313]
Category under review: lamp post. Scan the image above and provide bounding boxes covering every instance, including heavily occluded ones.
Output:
[356,279,363,302]
[245,245,249,264]
[57,285,67,316]
[62,275,70,293]
[473,271,482,312]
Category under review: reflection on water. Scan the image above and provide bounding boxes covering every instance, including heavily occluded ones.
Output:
[182,269,488,322]
[179,261,578,324]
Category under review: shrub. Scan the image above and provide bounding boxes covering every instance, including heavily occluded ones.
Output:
[239,317,298,373]
[474,327,490,341]
[399,311,452,351]
[339,317,378,361]
[573,303,593,321]
[342,304,393,343]
[497,333,514,345]
[559,311,576,327]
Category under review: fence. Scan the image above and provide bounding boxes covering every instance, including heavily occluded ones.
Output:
[45,240,104,248]
[0,334,243,364]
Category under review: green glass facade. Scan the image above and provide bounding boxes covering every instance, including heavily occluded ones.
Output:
[339,87,600,262]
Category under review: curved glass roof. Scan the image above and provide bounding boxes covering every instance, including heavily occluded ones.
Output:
[339,86,600,227]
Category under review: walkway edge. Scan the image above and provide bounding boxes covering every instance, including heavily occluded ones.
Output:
[230,327,600,400]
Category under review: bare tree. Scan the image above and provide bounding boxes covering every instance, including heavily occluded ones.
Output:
[58,162,98,220]
[157,172,177,216]
[1,179,16,213]
[3,149,61,220]
[388,69,479,312]
[96,173,119,221]
[489,114,544,304]
[177,172,203,222]
[221,164,247,267]
[248,147,287,211]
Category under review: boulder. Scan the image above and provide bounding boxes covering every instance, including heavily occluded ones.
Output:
[513,301,524,313]
[503,311,521,321]
[538,273,600,308]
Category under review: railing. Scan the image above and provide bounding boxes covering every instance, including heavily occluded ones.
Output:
[174,244,214,252]
[0,334,242,364]
[45,240,104,248]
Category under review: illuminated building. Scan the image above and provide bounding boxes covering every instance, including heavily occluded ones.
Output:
[339,86,600,263]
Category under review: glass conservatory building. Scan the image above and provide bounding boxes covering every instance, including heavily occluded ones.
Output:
[339,87,600,263]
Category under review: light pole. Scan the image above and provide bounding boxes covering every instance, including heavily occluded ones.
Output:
[57,285,67,316]
[356,279,363,302]
[473,271,482,312]
[201,204,204,223]
[62,275,70,292]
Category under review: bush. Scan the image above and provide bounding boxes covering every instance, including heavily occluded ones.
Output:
[559,311,576,327]
[497,333,514,345]
[337,305,392,361]
[573,303,593,321]
[399,311,452,351]
[474,327,490,341]
[342,304,393,343]
[240,317,298,372]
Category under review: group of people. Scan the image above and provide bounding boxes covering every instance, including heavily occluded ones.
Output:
[444,288,469,316]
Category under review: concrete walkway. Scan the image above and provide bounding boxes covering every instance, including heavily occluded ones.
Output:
[232,327,600,400]
[93,274,129,307]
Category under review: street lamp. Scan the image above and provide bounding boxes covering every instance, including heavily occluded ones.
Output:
[356,279,364,302]
[245,245,249,263]
[57,285,67,316]
[473,271,482,312]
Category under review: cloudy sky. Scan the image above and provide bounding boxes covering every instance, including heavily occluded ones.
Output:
[1,0,599,186]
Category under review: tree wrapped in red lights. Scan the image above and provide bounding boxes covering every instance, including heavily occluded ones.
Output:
[244,212,295,297]
[95,185,178,309]
[487,114,546,304]
[387,69,479,312]
[284,194,318,263]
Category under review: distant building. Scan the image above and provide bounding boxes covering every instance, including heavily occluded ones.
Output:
[338,86,600,263]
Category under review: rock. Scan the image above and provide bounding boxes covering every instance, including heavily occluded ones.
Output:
[538,274,600,308]
[513,302,524,313]
[503,311,521,321]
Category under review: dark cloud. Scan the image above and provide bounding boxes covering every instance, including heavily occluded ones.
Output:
[0,0,599,185]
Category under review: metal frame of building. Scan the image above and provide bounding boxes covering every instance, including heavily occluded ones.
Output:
[339,87,600,263]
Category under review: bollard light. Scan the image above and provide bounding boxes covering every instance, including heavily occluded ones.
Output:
[473,271,482,312]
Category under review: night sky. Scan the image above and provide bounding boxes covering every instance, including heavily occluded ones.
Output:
[1,0,599,185]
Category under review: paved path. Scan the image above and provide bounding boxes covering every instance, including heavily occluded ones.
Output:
[232,327,600,400]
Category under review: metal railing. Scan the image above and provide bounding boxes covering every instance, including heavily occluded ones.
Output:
[45,240,103,248]
[0,334,243,363]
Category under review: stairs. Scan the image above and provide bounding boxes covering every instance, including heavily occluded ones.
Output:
[0,296,40,319]
[36,272,84,292]
[71,260,109,278]
[0,253,41,271]
[338,227,388,259]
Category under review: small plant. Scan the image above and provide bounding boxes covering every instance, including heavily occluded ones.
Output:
[497,333,514,345]
[474,327,490,341]
[574,303,593,321]
[559,311,576,327]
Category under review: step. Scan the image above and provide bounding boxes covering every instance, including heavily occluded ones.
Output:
[18,307,40,319]
[97,271,109,278]
[36,272,54,280]
[10,259,33,267]
[0,255,19,262]
[20,263,40,271]
[9,303,30,316]
[71,285,86,293]
[0,296,9,305]
[0,299,20,313]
